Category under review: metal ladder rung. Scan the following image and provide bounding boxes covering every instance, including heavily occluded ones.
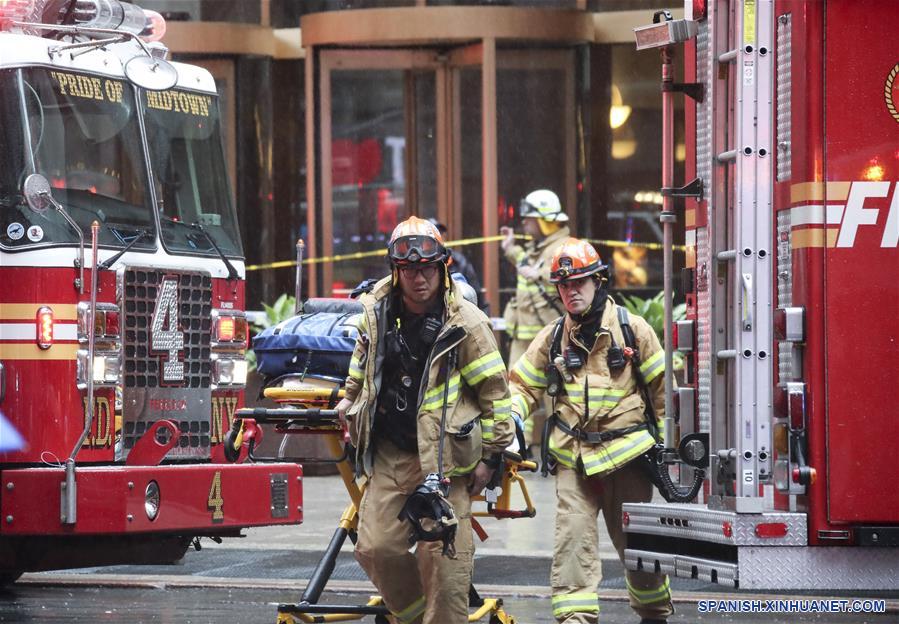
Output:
[718,48,739,63]
[717,149,738,163]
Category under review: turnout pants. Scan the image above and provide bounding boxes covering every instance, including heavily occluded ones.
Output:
[355,440,474,624]
[551,461,673,623]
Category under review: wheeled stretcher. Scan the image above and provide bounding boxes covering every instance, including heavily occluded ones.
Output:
[226,299,538,623]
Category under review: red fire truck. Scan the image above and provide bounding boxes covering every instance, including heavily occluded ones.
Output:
[624,0,899,589]
[0,0,302,584]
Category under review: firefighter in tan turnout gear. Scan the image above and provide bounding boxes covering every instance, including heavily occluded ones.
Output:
[500,189,571,447]
[336,216,514,624]
[508,238,672,624]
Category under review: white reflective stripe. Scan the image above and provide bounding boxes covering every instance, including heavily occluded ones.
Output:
[0,322,77,340]
[788,203,844,226]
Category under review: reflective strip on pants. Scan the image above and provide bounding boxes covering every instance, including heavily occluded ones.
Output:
[394,595,427,623]
[627,577,671,606]
[551,592,599,618]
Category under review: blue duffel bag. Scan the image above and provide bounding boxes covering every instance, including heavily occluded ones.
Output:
[253,299,363,380]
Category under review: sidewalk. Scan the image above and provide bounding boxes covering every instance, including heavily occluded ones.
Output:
[211,472,623,560]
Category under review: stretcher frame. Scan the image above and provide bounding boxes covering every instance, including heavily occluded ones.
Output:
[229,382,537,624]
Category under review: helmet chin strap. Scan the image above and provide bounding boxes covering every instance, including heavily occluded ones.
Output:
[537,218,562,237]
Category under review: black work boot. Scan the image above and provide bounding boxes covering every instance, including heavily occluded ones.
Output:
[639,619,667,624]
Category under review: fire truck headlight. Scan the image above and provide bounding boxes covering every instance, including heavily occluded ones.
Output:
[77,352,122,387]
[144,480,161,521]
[213,358,248,387]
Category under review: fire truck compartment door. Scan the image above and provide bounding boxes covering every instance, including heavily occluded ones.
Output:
[823,0,899,524]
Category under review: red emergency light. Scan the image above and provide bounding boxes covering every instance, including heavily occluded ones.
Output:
[0,0,166,42]
[0,0,32,31]
[691,0,708,21]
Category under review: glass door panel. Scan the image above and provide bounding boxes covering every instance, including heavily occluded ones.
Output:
[330,68,405,294]
[320,51,439,295]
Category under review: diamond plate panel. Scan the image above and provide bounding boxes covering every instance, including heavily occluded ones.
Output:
[696,227,712,434]
[696,20,713,192]
[776,13,792,182]
[740,547,899,590]
[119,267,213,459]
[776,211,797,382]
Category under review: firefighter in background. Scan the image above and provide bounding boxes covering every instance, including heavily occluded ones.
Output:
[336,216,514,624]
[508,238,672,624]
[500,189,571,449]
[427,217,488,311]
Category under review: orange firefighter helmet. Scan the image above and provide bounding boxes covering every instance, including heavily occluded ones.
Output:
[549,237,608,284]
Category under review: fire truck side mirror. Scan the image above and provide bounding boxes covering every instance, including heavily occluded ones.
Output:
[123,55,178,92]
[23,173,53,214]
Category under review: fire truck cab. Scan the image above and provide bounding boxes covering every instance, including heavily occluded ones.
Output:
[623,0,899,590]
[0,0,302,584]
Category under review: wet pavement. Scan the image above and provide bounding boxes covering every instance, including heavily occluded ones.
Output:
[6,475,899,624]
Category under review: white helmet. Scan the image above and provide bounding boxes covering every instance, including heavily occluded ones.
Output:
[520,189,568,222]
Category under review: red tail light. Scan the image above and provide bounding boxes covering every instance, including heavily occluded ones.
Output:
[722,521,733,538]
[692,0,708,21]
[36,306,53,349]
[754,522,788,539]
[104,310,120,337]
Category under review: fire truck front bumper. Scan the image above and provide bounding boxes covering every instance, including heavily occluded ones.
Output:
[0,462,302,536]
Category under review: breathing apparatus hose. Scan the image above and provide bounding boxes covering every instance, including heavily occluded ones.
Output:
[397,348,459,557]
[644,444,705,503]
[623,316,703,504]
[435,349,457,479]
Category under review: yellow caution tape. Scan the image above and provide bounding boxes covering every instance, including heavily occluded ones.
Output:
[246,234,684,272]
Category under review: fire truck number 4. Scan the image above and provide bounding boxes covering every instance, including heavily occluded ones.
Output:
[151,278,185,382]
[207,470,224,523]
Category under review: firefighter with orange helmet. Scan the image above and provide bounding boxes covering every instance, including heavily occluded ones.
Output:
[500,189,572,449]
[336,216,514,624]
[508,237,672,624]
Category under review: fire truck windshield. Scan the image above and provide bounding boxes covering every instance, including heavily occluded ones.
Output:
[0,68,155,251]
[142,87,242,258]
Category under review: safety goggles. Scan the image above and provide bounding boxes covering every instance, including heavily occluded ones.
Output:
[388,235,444,264]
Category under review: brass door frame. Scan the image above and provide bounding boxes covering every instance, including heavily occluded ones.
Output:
[304,7,591,302]
[313,49,442,295]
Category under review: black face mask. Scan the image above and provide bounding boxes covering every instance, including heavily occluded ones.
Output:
[571,281,608,325]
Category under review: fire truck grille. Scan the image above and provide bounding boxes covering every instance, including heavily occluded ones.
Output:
[122,269,213,389]
[120,268,214,459]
